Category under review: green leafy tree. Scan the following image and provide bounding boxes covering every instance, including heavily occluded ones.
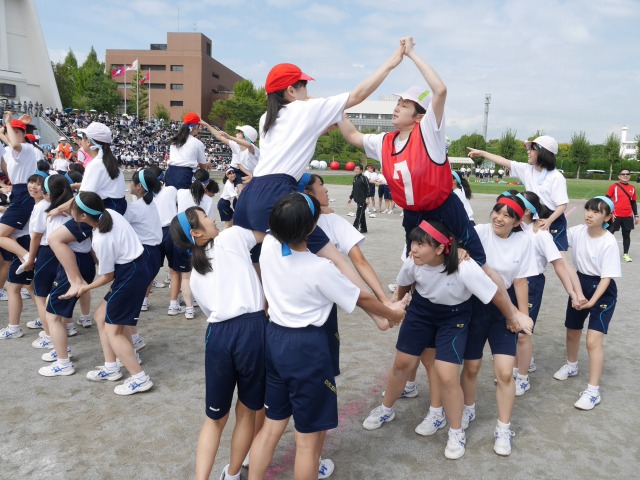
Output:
[52,50,79,108]
[325,129,346,161]
[126,71,149,118]
[154,103,170,122]
[67,47,120,113]
[449,133,486,166]
[208,79,266,134]
[528,130,544,141]
[604,133,622,181]
[635,134,640,161]
[498,128,518,161]
[569,131,591,179]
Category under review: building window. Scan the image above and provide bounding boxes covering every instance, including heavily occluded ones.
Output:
[170,65,184,71]
[149,83,166,90]
[362,113,379,119]
[380,114,392,119]
[170,101,183,107]
[150,44,167,51]
[141,65,166,71]
[206,42,212,57]
[212,72,220,79]
[170,84,184,90]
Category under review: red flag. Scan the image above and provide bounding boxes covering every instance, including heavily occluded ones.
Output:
[140,71,150,85]
[111,66,125,79]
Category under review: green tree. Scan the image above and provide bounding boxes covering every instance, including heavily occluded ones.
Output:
[208,80,267,134]
[569,131,591,179]
[52,50,78,108]
[498,128,518,161]
[527,130,544,141]
[635,134,640,161]
[449,133,486,165]
[69,47,120,113]
[325,129,346,161]
[154,103,170,122]
[604,133,622,181]
[126,71,149,118]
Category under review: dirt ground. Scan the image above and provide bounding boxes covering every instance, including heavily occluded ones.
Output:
[2,184,639,480]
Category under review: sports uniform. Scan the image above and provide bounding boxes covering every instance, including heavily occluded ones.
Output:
[166,134,206,190]
[79,151,127,215]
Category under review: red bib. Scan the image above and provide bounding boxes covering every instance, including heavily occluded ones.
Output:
[381,123,451,211]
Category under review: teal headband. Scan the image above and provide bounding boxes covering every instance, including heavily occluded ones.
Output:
[44,175,51,194]
[33,171,48,179]
[64,173,74,184]
[594,196,615,229]
[138,169,149,192]
[452,171,462,188]
[501,191,512,197]
[177,212,195,245]
[516,193,538,219]
[282,193,315,257]
[297,173,313,193]
[75,195,102,217]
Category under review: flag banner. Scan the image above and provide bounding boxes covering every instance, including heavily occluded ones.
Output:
[111,66,125,78]
[126,59,139,71]
[140,71,150,85]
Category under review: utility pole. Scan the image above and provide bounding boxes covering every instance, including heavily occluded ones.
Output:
[483,94,491,141]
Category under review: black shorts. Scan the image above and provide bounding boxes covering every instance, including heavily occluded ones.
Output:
[609,216,634,232]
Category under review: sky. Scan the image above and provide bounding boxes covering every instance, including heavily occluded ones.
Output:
[35,0,640,144]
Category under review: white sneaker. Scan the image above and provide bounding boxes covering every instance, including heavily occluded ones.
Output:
[185,307,195,319]
[461,407,476,429]
[415,411,447,436]
[27,318,43,329]
[76,316,92,328]
[493,426,515,456]
[372,208,377,212]
[553,363,578,381]
[192,299,199,307]
[369,213,377,218]
[318,458,335,479]
[0,288,8,301]
[382,383,419,399]
[386,209,394,214]
[347,212,356,217]
[32,335,53,349]
[574,390,601,410]
[132,336,146,351]
[388,283,397,293]
[114,375,153,395]
[116,351,142,367]
[444,430,466,459]
[515,375,531,396]
[0,326,24,339]
[167,305,185,316]
[152,278,166,288]
[86,366,123,382]
[528,356,537,373]
[39,360,75,377]
[382,209,389,214]
[20,288,31,299]
[141,298,150,311]
[41,348,73,362]
[363,405,395,430]
[66,324,78,337]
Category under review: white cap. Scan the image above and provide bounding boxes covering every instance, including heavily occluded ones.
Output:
[77,122,112,144]
[393,85,433,111]
[525,135,558,155]
[58,136,67,142]
[236,125,258,143]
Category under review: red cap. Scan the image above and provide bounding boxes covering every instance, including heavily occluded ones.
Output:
[10,120,27,131]
[183,112,201,125]
[26,134,36,142]
[265,63,314,94]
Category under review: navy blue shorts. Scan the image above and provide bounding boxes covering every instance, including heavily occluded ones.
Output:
[164,165,194,190]
[378,184,391,200]
[204,311,267,420]
[162,225,191,272]
[143,244,162,282]
[265,322,338,433]
[397,294,472,364]
[104,255,150,326]
[549,213,568,251]
[464,289,518,360]
[368,183,376,197]
[64,218,93,242]
[403,194,486,266]
[527,273,546,325]
[47,252,95,318]
[322,304,340,376]
[0,185,35,229]
[217,198,234,222]
[3,235,34,285]
[232,167,246,186]
[159,226,170,265]
[33,246,59,297]
[103,197,127,216]
[565,272,617,334]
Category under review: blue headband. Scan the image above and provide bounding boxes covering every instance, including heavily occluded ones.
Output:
[177,212,195,245]
[75,195,103,217]
[158,171,165,181]
[501,191,512,197]
[297,173,313,193]
[594,196,615,229]
[452,171,462,188]
[64,173,74,184]
[282,193,316,257]
[138,169,149,192]
[44,175,51,194]
[33,171,48,179]
[516,193,538,219]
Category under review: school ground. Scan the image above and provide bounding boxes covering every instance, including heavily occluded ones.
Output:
[2,185,639,480]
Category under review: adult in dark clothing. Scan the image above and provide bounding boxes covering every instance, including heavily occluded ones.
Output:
[348,163,369,233]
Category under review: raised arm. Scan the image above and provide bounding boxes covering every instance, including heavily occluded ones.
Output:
[338,113,364,149]
[4,112,22,152]
[467,148,512,169]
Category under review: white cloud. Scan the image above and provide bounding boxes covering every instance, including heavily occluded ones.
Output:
[297,4,348,25]
[352,63,364,69]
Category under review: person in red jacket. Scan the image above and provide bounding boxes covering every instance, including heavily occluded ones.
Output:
[606,167,639,262]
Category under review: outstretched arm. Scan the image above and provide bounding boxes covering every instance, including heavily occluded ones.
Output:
[467,148,511,169]
[338,113,364,149]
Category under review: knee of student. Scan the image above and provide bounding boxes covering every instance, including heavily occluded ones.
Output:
[462,360,482,377]
[517,333,531,346]
[393,353,418,373]
[586,332,603,352]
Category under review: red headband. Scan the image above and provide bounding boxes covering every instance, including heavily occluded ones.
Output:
[419,221,452,253]
[497,197,524,219]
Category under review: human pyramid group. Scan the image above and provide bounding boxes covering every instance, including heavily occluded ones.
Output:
[1,37,621,480]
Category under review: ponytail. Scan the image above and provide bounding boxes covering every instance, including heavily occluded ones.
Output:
[169,124,192,148]
[95,142,120,180]
[263,80,307,136]
[133,169,160,205]
[191,168,210,205]
[72,191,113,233]
[169,207,212,275]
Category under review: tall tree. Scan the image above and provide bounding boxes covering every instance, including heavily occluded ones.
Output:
[449,133,486,165]
[604,133,622,181]
[68,47,120,113]
[569,131,591,179]
[208,80,267,133]
[126,71,149,118]
[499,128,518,161]
[635,134,640,161]
[52,50,79,107]
[154,103,170,122]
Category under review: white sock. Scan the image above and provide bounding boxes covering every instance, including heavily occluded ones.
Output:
[80,313,91,320]
[450,427,463,434]
[464,403,475,412]
[133,370,147,381]
[429,406,444,416]
[132,333,141,343]
[58,357,71,366]
[516,373,528,380]
[66,322,73,329]
[224,465,241,480]
[513,367,519,376]
[105,361,118,372]
[170,300,178,308]
[406,381,416,389]
[567,360,578,369]
[587,384,599,395]
[8,324,20,332]
[381,404,393,412]
[497,420,510,430]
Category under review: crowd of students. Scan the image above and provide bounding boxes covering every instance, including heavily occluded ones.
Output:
[0,35,624,480]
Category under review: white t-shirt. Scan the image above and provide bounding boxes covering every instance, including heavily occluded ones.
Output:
[79,152,125,199]
[474,223,538,288]
[177,189,213,216]
[190,227,264,322]
[452,188,474,222]
[4,144,37,184]
[317,213,363,256]
[154,185,177,227]
[229,140,260,173]
[221,180,238,202]
[124,197,163,246]
[168,135,206,170]
[259,234,359,328]
[92,209,144,275]
[509,162,569,210]
[53,158,70,171]
[362,104,447,169]
[397,257,497,306]
[29,200,51,245]
[46,215,92,253]
[521,221,562,274]
[364,171,379,185]
[567,225,621,278]
[254,93,350,180]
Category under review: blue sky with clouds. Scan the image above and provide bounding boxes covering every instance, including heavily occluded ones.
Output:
[35,0,640,144]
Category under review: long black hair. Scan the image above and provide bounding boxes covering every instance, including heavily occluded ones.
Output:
[263,80,307,136]
[132,169,160,205]
[269,192,320,246]
[71,191,113,233]
[169,123,193,148]
[91,140,120,180]
[190,169,210,205]
[169,206,211,275]
[520,191,551,219]
[45,174,74,212]
[453,170,472,199]
[408,220,459,275]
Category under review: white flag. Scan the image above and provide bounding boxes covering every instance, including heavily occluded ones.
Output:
[126,59,139,71]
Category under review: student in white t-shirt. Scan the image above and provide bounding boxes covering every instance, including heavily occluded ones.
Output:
[363,165,379,214]
[553,196,621,411]
[452,170,474,225]
[170,206,266,480]
[460,193,537,457]
[165,112,209,190]
[152,167,178,287]
[218,168,239,229]
[52,150,71,174]
[249,192,406,480]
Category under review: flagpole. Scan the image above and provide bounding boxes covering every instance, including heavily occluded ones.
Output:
[148,68,151,121]
[124,66,127,115]
[136,59,139,119]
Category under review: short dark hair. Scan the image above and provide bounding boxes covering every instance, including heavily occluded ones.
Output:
[619,168,631,174]
[269,192,320,246]
[535,144,556,171]
[411,101,426,116]
[354,163,363,171]
[584,197,612,216]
